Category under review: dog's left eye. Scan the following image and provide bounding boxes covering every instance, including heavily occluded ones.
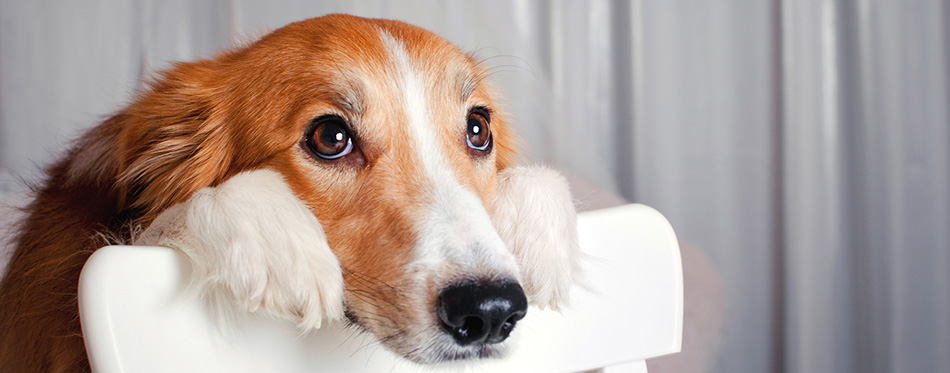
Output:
[305,116,353,160]
[466,109,492,151]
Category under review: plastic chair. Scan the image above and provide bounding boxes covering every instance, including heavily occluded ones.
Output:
[79,203,683,372]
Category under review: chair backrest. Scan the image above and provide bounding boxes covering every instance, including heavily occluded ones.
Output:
[79,203,682,372]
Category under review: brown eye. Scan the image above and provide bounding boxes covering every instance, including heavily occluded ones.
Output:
[305,116,353,159]
[466,109,492,151]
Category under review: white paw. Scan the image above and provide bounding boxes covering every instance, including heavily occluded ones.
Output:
[136,170,344,329]
[490,165,582,310]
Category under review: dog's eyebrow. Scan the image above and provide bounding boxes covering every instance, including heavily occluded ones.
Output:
[332,80,366,117]
[459,72,478,103]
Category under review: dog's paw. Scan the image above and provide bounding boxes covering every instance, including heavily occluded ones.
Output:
[136,169,345,329]
[490,165,582,310]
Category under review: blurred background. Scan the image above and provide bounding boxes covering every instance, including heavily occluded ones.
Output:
[1,1,948,372]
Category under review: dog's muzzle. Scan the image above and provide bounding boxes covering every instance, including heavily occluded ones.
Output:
[436,280,528,346]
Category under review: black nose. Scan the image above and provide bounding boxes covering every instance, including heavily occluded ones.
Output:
[437,281,528,346]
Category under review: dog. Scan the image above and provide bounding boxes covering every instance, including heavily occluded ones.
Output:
[0,14,581,371]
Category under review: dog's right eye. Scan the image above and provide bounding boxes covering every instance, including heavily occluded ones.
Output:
[304,116,353,160]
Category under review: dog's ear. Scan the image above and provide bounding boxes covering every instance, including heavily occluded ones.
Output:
[135,169,346,329]
[110,61,238,222]
[490,165,582,310]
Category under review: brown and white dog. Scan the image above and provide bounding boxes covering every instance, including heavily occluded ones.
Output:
[0,14,580,371]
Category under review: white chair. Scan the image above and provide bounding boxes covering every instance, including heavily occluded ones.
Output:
[79,203,683,372]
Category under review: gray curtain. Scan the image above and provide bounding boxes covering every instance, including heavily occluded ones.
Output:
[1,1,948,372]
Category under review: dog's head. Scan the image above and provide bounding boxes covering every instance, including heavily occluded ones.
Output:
[110,14,578,364]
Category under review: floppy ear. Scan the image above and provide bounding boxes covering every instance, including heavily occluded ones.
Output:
[490,165,582,310]
[111,61,238,223]
[58,59,238,226]
[135,169,345,329]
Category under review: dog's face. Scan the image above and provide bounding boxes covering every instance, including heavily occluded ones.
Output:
[256,17,522,361]
[126,14,577,364]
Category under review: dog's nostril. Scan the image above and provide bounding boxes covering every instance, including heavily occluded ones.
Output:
[453,316,487,341]
[437,281,528,346]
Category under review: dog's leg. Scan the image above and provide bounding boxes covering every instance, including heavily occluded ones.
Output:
[135,169,344,329]
[490,165,582,310]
